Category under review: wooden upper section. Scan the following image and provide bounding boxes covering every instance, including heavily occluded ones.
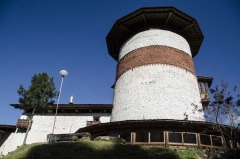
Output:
[197,76,213,87]
[106,7,204,61]
[10,104,113,113]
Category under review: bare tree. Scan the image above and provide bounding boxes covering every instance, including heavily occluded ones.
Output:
[205,81,240,158]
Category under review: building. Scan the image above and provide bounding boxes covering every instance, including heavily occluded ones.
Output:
[77,6,224,149]
[1,6,238,155]
[0,104,111,155]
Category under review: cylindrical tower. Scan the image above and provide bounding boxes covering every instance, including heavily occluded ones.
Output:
[106,7,205,122]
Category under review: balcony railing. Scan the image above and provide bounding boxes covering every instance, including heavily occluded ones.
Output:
[200,93,210,100]
[200,93,210,108]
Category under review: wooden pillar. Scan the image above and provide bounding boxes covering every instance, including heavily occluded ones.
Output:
[230,140,233,149]
[197,133,201,148]
[181,132,184,145]
[210,135,213,147]
[148,132,150,144]
[131,132,135,145]
[221,136,225,148]
[165,131,169,147]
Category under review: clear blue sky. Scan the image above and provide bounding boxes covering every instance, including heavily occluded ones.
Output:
[0,0,240,125]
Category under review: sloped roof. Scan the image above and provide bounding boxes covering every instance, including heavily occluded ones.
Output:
[10,104,113,110]
[106,7,204,61]
[76,119,240,137]
[197,76,213,87]
[0,124,16,133]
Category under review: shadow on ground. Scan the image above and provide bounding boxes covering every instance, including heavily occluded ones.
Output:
[22,141,180,159]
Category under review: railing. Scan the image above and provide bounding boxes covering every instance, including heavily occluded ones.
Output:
[200,93,210,108]
[200,93,210,100]
[121,132,225,149]
[16,119,31,129]
[86,121,100,127]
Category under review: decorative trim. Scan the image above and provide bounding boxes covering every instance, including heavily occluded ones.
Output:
[116,45,195,80]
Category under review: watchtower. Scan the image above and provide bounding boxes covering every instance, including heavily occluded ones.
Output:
[106,7,205,122]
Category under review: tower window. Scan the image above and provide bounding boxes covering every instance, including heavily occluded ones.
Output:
[198,82,209,93]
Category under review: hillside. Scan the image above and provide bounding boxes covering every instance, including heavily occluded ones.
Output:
[1,141,205,159]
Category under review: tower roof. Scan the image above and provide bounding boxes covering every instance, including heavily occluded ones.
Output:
[106,7,204,61]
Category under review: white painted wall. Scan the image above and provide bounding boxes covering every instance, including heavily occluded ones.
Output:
[100,116,111,123]
[112,29,204,122]
[0,132,25,156]
[119,29,191,60]
[0,113,110,155]
[112,65,204,122]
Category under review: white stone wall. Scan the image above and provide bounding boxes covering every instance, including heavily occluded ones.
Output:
[112,29,204,122]
[119,29,191,60]
[0,132,25,156]
[0,113,110,155]
[112,65,204,122]
[100,116,111,123]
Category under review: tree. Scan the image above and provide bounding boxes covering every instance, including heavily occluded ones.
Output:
[205,81,240,158]
[18,72,58,113]
[17,72,58,144]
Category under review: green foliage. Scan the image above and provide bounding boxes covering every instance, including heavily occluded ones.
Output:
[1,141,206,159]
[94,136,126,144]
[176,149,202,159]
[17,72,58,113]
[1,143,43,159]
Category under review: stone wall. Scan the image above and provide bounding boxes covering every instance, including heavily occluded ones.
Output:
[0,113,110,155]
[112,65,204,121]
[0,132,25,156]
[119,29,191,60]
[111,29,204,122]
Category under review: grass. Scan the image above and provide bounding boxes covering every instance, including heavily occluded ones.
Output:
[1,141,204,159]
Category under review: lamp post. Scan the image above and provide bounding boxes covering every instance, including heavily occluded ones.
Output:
[51,70,68,135]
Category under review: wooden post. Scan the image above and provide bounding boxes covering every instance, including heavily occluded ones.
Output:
[221,136,225,148]
[131,132,135,145]
[165,131,169,148]
[148,132,150,144]
[230,140,233,149]
[210,135,213,147]
[181,132,184,145]
[197,133,201,148]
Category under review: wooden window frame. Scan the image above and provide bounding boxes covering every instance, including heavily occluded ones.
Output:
[168,131,183,145]
[200,134,224,148]
[182,132,198,146]
[167,132,198,146]
[199,134,212,147]
[134,131,150,144]
[149,131,165,145]
[211,135,224,148]
[132,131,165,145]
